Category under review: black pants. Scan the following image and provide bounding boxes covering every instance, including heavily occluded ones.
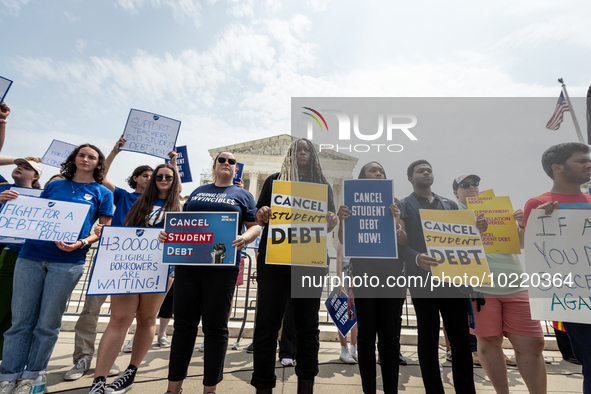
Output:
[168,266,237,386]
[355,297,405,394]
[411,295,475,394]
[158,282,174,319]
[278,298,297,360]
[251,268,322,389]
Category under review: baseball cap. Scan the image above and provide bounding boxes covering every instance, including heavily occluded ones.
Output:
[14,158,43,178]
[452,174,480,190]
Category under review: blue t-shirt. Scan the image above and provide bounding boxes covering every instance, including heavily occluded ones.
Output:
[19,179,114,264]
[0,174,10,192]
[112,187,142,226]
[147,198,166,228]
[184,183,257,265]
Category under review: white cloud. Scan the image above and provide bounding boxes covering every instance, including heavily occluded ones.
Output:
[115,0,202,27]
[75,39,87,53]
[1,0,29,16]
[306,0,329,12]
[227,0,254,18]
[64,11,80,22]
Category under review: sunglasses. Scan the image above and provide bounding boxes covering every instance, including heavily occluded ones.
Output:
[155,175,174,182]
[217,157,237,165]
[459,180,479,189]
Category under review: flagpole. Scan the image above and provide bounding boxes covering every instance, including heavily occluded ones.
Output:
[558,78,584,143]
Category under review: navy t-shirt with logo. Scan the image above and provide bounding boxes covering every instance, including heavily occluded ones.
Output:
[19,179,114,264]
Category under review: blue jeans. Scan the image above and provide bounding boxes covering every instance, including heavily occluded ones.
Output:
[0,258,84,382]
[564,322,591,394]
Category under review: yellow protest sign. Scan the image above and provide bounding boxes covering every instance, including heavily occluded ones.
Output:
[466,196,521,254]
[266,180,328,267]
[420,209,491,287]
[479,189,495,197]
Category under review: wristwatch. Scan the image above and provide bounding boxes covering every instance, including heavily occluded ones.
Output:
[79,239,91,249]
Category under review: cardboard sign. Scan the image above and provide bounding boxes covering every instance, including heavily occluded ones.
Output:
[343,179,397,259]
[163,211,239,266]
[0,195,90,242]
[0,76,12,102]
[420,209,491,286]
[467,196,521,254]
[266,180,328,267]
[165,145,193,183]
[87,226,169,295]
[41,140,77,168]
[120,109,180,159]
[325,287,357,337]
[525,209,591,324]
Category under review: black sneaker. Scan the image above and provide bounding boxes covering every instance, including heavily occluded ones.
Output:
[105,367,136,394]
[89,377,106,394]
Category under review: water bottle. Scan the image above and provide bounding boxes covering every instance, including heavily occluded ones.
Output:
[30,375,46,393]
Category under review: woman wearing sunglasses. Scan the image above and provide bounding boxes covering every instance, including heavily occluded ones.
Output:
[159,151,260,394]
[89,163,181,394]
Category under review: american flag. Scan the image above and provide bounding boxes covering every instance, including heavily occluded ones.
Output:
[546,91,570,130]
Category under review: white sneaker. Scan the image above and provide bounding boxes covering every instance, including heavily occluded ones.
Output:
[0,381,16,394]
[123,338,133,353]
[340,346,356,364]
[109,363,121,377]
[350,344,358,362]
[65,358,90,381]
[158,335,171,348]
[280,358,295,367]
[13,375,45,394]
[446,349,452,362]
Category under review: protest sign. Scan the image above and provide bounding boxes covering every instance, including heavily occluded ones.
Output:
[120,109,180,159]
[524,209,591,324]
[479,189,495,197]
[420,209,491,286]
[0,195,90,242]
[233,162,244,185]
[343,179,397,259]
[266,180,328,267]
[0,76,12,102]
[165,145,192,183]
[467,196,521,254]
[325,287,357,337]
[87,226,169,295]
[0,186,44,244]
[42,139,77,168]
[163,211,238,266]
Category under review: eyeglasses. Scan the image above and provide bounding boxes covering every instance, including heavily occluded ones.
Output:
[155,175,174,182]
[217,157,236,165]
[459,180,479,189]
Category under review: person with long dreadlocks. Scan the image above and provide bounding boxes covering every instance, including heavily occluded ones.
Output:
[250,139,338,394]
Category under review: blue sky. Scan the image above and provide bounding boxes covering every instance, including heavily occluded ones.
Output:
[1,0,590,203]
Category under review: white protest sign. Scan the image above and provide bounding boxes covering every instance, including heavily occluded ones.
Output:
[120,109,181,159]
[0,76,12,102]
[524,209,591,324]
[42,140,77,168]
[0,187,44,244]
[0,195,90,242]
[87,226,169,295]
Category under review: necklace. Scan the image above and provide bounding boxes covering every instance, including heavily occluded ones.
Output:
[71,182,85,194]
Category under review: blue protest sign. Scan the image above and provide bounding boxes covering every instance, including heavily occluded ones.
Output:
[41,139,77,168]
[233,162,244,185]
[343,179,397,259]
[87,226,169,295]
[165,145,193,183]
[163,211,239,266]
[0,76,12,102]
[324,287,357,337]
[120,108,181,159]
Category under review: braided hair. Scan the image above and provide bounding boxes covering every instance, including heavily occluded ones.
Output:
[278,138,328,184]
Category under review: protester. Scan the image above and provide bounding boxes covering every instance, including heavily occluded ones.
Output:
[0,156,43,359]
[0,144,113,394]
[0,103,9,153]
[88,163,181,394]
[523,142,591,394]
[337,161,408,393]
[398,159,486,394]
[251,138,337,394]
[453,173,546,394]
[44,174,65,188]
[158,151,260,394]
[65,137,161,382]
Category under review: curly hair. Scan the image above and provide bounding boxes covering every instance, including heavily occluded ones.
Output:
[60,144,106,183]
[126,165,154,189]
[123,164,181,227]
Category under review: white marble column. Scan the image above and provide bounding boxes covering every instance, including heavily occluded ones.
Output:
[249,172,260,197]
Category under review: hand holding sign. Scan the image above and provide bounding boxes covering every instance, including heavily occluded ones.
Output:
[120,109,181,160]
[256,206,272,225]
[0,102,10,120]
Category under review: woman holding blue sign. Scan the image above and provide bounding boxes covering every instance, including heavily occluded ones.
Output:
[337,161,408,394]
[0,144,114,394]
[89,163,181,394]
[158,151,260,394]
